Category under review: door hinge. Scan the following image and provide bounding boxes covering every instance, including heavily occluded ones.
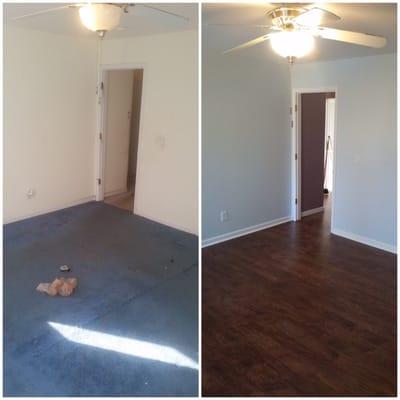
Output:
[295,198,298,205]
[295,104,298,112]
[97,178,102,185]
[96,82,104,96]
[291,120,294,128]
[99,132,103,140]
[295,153,297,160]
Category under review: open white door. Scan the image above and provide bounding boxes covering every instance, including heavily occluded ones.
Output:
[102,70,134,199]
[324,98,335,193]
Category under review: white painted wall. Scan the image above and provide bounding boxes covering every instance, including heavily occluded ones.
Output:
[4,26,97,223]
[104,70,133,197]
[101,30,198,235]
[292,53,396,252]
[202,53,292,244]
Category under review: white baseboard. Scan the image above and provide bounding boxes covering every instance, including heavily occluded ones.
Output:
[202,216,291,248]
[4,196,96,225]
[332,228,397,254]
[134,208,198,236]
[302,206,324,217]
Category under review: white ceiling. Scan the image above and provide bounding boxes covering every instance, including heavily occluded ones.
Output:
[4,3,198,38]
[203,3,397,63]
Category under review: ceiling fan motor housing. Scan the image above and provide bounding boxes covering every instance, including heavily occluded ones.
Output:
[267,7,305,30]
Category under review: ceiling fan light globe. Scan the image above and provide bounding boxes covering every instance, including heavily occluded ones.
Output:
[270,31,315,58]
[79,4,122,32]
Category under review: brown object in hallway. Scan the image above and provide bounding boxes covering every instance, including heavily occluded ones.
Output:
[202,205,396,396]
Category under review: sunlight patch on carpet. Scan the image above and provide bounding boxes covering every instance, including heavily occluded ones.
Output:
[49,321,198,370]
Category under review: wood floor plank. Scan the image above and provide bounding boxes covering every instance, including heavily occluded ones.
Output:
[202,202,396,396]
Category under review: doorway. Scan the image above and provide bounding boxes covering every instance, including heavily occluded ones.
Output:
[292,89,337,228]
[98,68,144,212]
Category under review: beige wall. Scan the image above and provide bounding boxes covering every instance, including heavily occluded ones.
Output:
[101,30,198,235]
[4,26,97,223]
[4,27,198,236]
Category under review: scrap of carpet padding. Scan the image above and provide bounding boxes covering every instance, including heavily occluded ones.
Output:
[36,277,78,297]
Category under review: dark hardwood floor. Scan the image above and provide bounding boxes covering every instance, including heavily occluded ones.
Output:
[202,197,396,396]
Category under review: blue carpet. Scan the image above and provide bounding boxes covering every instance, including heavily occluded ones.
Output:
[4,202,198,396]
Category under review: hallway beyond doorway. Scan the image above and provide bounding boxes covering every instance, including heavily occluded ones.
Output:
[104,192,134,212]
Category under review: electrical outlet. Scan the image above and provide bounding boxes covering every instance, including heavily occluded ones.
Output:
[220,210,229,222]
[27,188,36,199]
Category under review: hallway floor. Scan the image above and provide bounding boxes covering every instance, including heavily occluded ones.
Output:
[104,192,134,212]
[202,203,396,395]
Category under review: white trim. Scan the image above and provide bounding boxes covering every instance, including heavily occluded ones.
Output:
[332,228,397,254]
[301,206,324,217]
[291,87,338,233]
[290,91,299,221]
[3,196,96,225]
[202,216,291,248]
[197,6,203,395]
[96,69,108,201]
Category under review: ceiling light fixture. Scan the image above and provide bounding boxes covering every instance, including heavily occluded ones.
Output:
[219,6,387,64]
[79,3,122,37]
[270,30,315,63]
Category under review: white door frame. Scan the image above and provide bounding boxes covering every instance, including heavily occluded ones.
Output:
[95,63,147,211]
[291,87,338,231]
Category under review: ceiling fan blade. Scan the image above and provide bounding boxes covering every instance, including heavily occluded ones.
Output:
[223,33,272,54]
[315,27,387,48]
[12,5,73,21]
[204,23,272,29]
[294,7,340,27]
[135,4,189,21]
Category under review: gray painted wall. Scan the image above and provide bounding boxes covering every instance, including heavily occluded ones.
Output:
[202,54,292,241]
[292,53,396,251]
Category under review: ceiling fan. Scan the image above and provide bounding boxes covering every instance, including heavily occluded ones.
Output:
[12,3,189,38]
[210,5,387,63]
